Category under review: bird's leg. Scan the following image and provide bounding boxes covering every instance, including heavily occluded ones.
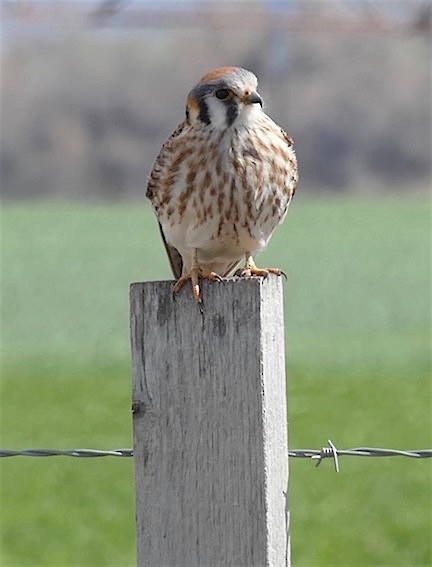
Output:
[236,254,286,279]
[172,249,224,303]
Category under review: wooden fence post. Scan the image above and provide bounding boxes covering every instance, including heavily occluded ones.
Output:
[130,277,290,567]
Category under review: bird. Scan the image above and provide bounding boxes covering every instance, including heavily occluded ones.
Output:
[146,66,298,304]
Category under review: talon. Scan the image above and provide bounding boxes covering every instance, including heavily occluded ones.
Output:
[255,268,270,278]
[172,249,224,304]
[237,254,286,280]
[234,268,252,278]
[173,275,191,295]
[210,272,225,283]
[266,267,286,279]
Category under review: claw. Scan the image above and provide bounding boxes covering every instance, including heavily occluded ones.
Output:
[173,249,223,305]
[236,255,286,280]
[266,267,287,280]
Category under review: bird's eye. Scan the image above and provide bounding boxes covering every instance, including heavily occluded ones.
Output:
[215,89,231,100]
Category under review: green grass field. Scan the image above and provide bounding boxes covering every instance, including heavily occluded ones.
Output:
[1,197,431,567]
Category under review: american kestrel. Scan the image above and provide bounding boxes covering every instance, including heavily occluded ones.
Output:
[146,66,298,303]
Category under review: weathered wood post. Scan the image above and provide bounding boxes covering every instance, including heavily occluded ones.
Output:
[130,276,290,567]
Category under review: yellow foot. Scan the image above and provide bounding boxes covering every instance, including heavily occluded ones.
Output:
[235,256,286,280]
[173,268,223,304]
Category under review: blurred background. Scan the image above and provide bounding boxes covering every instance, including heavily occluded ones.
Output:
[1,0,431,198]
[1,1,431,566]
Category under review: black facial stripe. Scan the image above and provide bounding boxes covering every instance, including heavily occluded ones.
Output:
[226,100,239,127]
[198,99,211,125]
[188,81,243,126]
[188,83,213,125]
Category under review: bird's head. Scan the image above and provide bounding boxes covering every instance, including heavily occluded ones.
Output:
[186,67,263,131]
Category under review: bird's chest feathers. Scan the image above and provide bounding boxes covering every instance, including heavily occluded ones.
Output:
[160,124,289,254]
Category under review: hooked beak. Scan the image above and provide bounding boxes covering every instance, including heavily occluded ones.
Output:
[241,90,263,107]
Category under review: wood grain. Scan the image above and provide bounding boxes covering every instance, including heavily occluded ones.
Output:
[130,277,289,566]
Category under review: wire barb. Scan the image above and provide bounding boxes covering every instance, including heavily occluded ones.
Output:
[288,445,432,473]
[312,439,340,472]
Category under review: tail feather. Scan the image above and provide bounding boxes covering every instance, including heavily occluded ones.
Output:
[158,223,183,280]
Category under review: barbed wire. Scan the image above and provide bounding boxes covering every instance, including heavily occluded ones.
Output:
[1,441,431,472]
[288,441,432,473]
[0,448,133,458]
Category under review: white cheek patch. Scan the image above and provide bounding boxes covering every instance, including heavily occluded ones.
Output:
[206,97,228,130]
